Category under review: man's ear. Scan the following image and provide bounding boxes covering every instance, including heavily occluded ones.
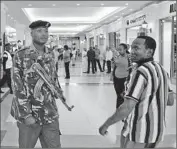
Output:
[147,48,153,57]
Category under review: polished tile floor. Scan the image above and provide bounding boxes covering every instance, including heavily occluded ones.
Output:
[0,60,176,148]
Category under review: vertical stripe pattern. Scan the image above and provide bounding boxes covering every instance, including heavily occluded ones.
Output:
[123,61,169,143]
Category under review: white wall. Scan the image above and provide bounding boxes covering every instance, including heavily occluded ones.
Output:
[162,22,172,74]
[126,29,138,45]
[85,1,176,69]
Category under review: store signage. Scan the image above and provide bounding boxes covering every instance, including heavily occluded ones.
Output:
[126,15,146,26]
[169,3,176,13]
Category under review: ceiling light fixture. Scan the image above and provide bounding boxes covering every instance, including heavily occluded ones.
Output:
[52,4,56,6]
[129,9,133,11]
[11,17,13,19]
[125,3,128,6]
[8,14,10,17]
[115,16,118,17]
[122,13,124,15]
[28,4,32,6]
[101,3,104,6]
[77,4,80,6]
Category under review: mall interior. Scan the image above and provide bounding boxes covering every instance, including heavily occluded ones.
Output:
[0,1,176,148]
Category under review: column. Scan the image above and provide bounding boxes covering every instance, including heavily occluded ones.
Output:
[0,3,8,79]
[79,35,86,53]
[24,27,32,46]
[1,3,8,54]
[86,33,90,51]
[15,23,26,45]
[93,29,97,47]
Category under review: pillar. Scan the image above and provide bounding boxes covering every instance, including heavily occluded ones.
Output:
[15,23,26,45]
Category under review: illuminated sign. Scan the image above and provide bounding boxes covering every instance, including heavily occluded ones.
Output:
[126,15,146,25]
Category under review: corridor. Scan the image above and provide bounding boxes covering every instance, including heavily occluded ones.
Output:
[1,61,176,148]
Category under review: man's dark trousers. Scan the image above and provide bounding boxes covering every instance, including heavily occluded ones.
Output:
[87,59,95,73]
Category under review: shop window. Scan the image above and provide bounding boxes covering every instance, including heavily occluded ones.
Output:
[160,16,176,82]
[89,37,94,47]
[99,34,105,46]
[108,32,116,48]
[115,32,120,48]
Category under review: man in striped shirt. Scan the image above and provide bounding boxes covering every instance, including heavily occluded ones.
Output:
[99,36,175,148]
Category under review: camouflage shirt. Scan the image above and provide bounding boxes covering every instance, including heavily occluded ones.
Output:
[11,43,63,125]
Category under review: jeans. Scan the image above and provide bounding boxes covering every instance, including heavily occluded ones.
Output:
[64,61,70,78]
[94,59,103,72]
[17,120,61,148]
[113,77,127,108]
[106,60,111,73]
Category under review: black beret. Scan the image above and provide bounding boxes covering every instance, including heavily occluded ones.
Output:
[29,20,51,29]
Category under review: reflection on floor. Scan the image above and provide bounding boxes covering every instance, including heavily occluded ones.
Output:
[1,61,176,148]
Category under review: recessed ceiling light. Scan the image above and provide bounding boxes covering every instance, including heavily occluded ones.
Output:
[28,4,32,6]
[115,16,118,17]
[11,17,13,19]
[8,14,10,17]
[129,9,133,11]
[77,4,80,6]
[101,3,104,6]
[125,3,128,6]
[122,13,124,15]
[52,4,56,6]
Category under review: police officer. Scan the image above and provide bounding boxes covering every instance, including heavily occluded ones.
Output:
[0,43,13,94]
[10,20,66,148]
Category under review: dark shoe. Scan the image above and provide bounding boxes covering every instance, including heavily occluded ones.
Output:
[87,72,90,74]
[65,77,70,79]
[83,72,87,73]
[10,90,13,94]
[107,71,111,73]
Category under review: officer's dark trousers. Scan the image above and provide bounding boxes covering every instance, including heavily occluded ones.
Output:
[17,120,61,148]
[0,68,12,91]
[64,61,70,78]
[113,76,126,108]
[87,59,95,73]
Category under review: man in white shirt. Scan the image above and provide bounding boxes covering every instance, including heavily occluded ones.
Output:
[106,47,113,73]
[0,43,13,94]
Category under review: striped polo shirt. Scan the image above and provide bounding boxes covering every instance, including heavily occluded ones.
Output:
[122,59,170,144]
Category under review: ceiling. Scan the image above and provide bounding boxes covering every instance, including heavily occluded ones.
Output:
[2,1,155,36]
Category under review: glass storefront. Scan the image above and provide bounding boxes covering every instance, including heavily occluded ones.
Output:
[89,37,94,47]
[108,31,120,48]
[160,16,176,79]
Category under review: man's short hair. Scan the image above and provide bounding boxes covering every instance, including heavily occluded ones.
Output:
[119,43,128,50]
[137,36,156,56]
[64,45,68,50]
